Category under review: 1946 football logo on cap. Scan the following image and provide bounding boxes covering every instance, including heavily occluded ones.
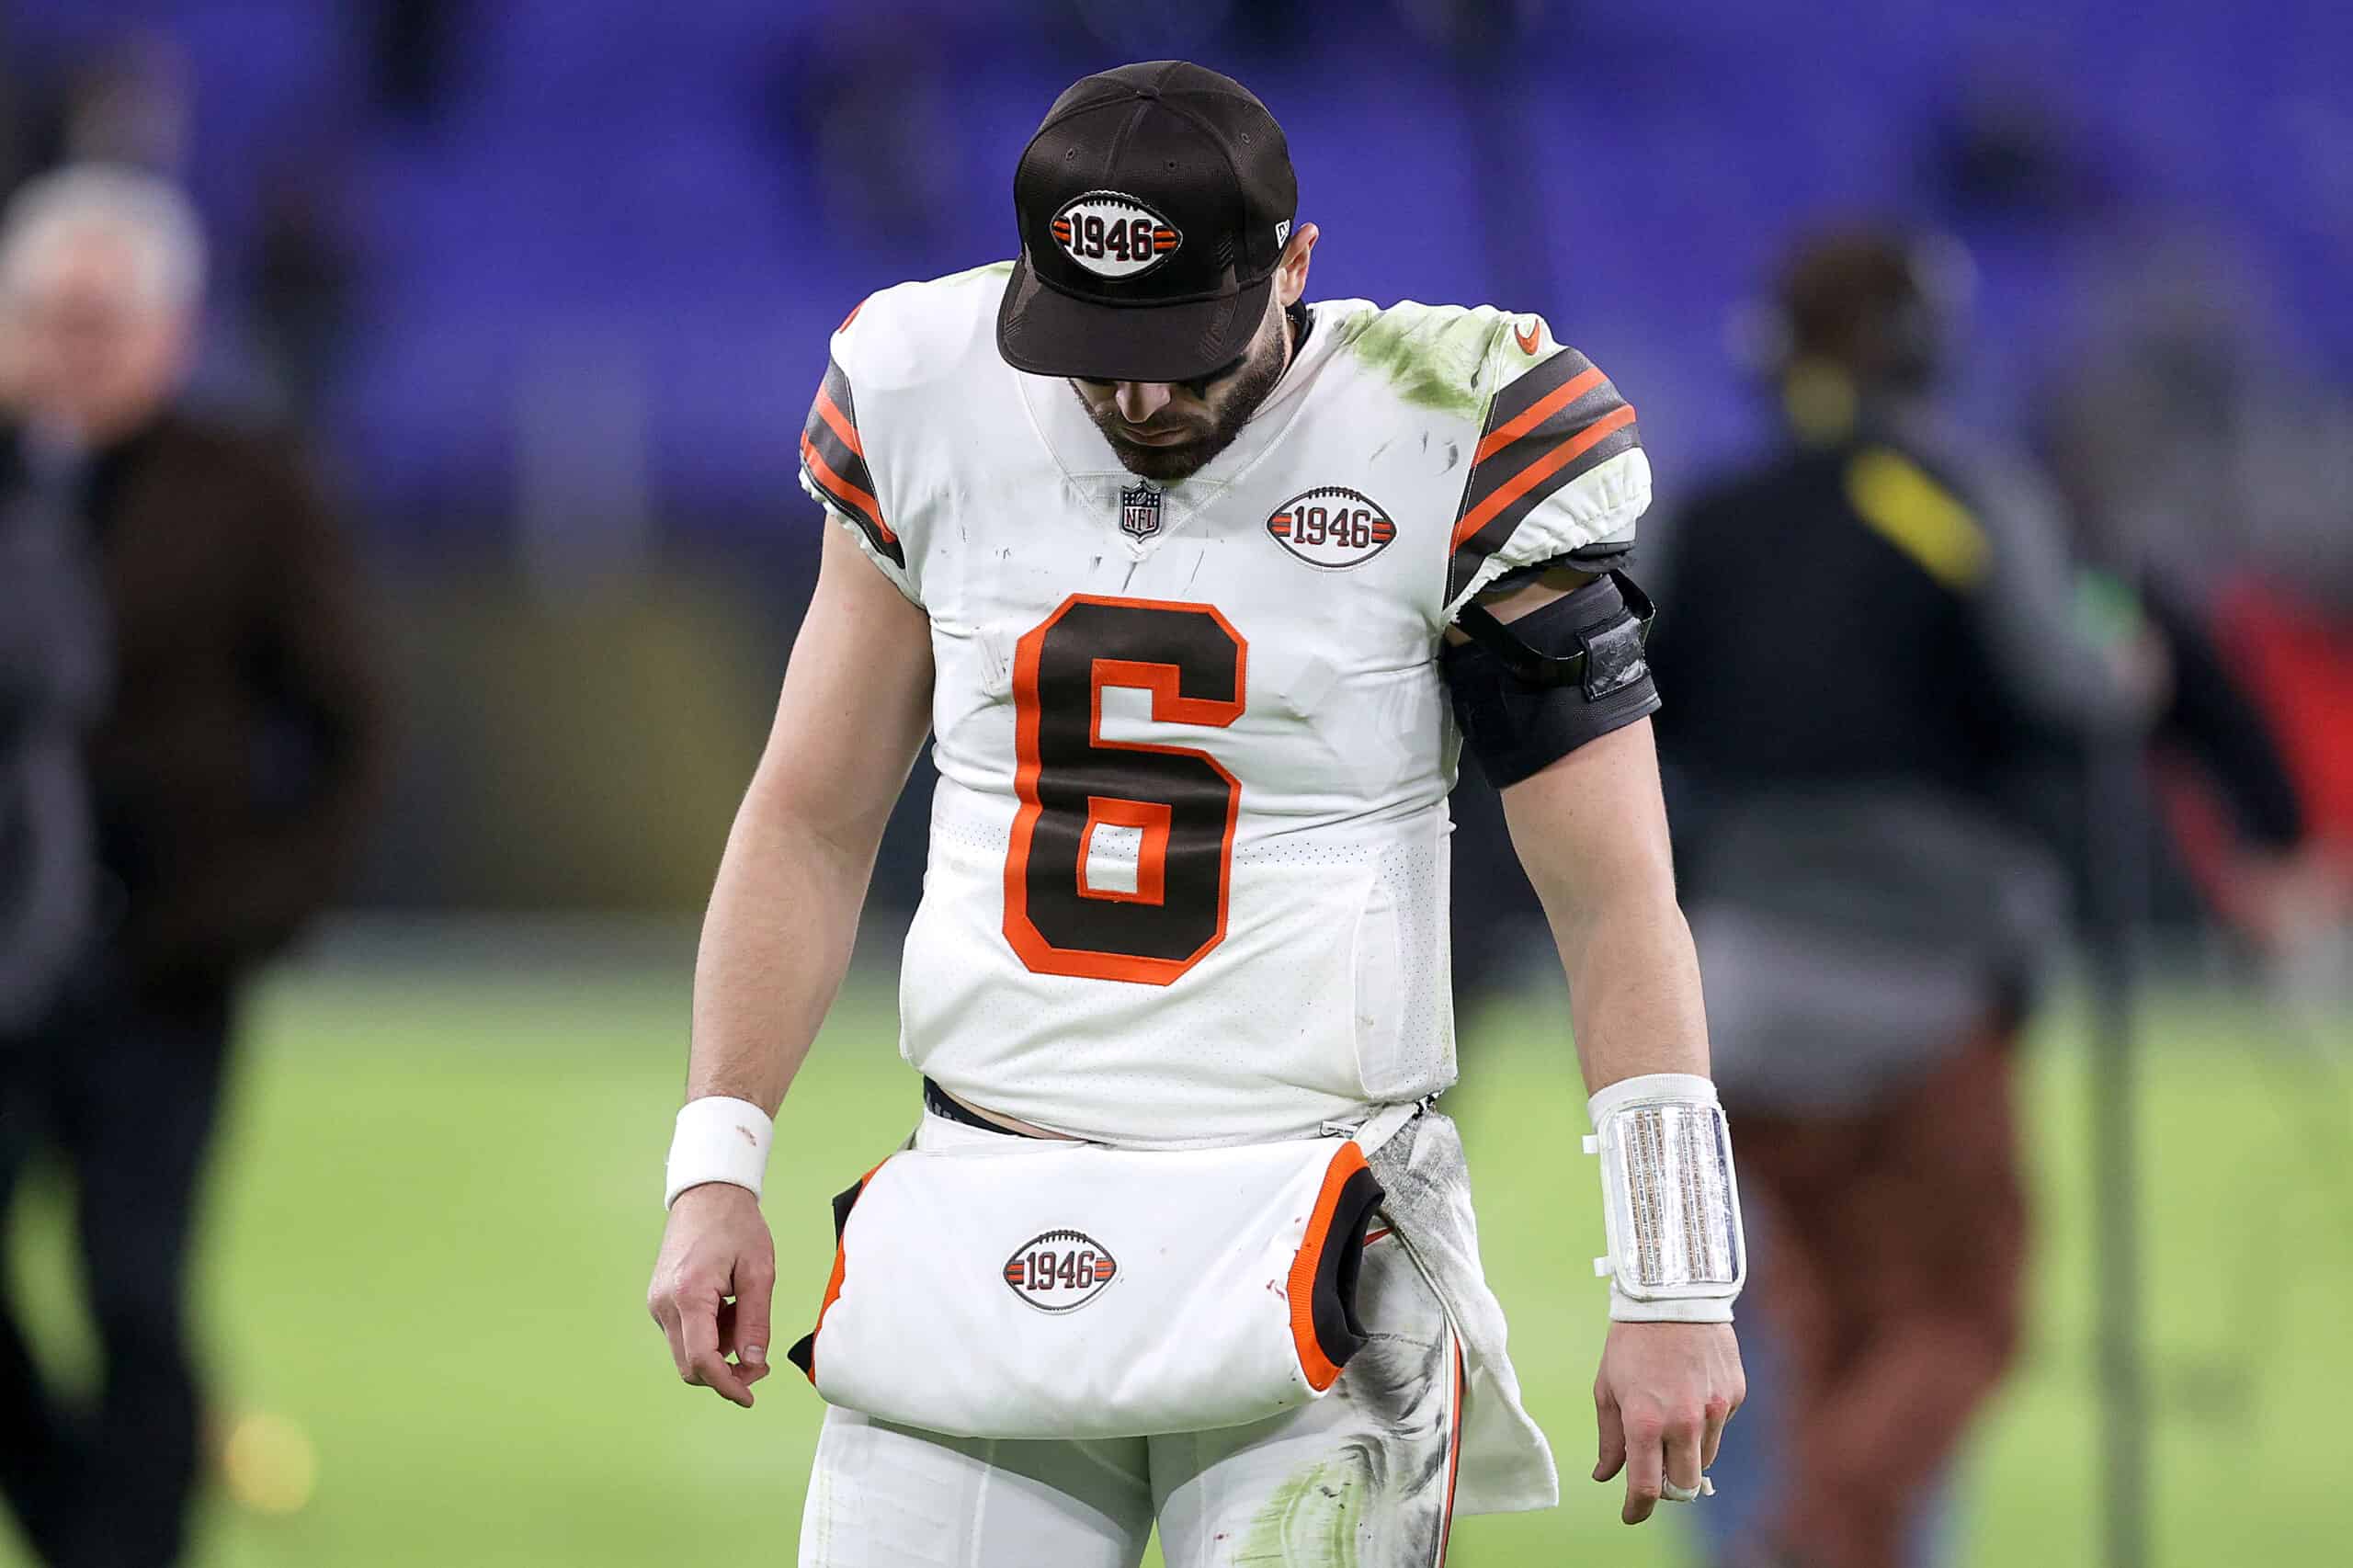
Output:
[1003,1229,1120,1313]
[1267,486,1398,570]
[1051,191,1182,279]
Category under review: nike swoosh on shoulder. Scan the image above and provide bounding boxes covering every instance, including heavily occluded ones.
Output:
[1513,318,1542,356]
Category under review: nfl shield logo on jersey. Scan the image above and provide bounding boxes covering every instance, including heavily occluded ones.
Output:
[1120,485,1164,540]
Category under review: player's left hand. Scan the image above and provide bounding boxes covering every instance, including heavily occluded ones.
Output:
[1592,1320,1745,1525]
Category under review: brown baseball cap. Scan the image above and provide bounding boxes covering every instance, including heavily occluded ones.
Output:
[997,61,1299,384]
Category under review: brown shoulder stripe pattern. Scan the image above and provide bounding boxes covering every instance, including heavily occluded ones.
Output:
[800,356,903,566]
[1447,346,1639,602]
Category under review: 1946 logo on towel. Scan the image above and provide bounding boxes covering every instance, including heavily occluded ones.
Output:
[1003,1230,1120,1312]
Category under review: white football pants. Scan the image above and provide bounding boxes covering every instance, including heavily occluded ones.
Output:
[796,1122,1465,1567]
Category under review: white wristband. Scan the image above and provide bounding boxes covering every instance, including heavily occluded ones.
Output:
[1608,1284,1735,1324]
[664,1096,774,1210]
[1584,1072,1745,1324]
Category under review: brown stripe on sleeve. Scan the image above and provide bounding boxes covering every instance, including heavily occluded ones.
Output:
[1455,378,1630,531]
[1473,346,1599,454]
[801,356,904,565]
[1446,345,1641,604]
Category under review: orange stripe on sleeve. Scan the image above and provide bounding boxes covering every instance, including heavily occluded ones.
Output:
[1450,403,1639,551]
[799,1156,893,1385]
[813,385,864,458]
[800,433,899,544]
[1474,365,1608,463]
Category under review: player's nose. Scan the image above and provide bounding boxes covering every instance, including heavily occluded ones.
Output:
[1112,381,1175,424]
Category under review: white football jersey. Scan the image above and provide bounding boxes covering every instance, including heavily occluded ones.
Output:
[799,261,1652,1146]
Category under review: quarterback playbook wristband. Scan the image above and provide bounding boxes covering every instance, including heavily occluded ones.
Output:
[1583,1073,1745,1323]
[663,1096,775,1210]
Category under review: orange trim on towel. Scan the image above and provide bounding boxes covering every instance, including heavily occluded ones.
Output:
[800,1156,892,1386]
[1288,1142,1370,1392]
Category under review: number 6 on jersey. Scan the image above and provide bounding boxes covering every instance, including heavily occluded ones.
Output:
[1004,596,1247,984]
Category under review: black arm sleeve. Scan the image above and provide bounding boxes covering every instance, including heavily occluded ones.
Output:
[1440,571,1662,789]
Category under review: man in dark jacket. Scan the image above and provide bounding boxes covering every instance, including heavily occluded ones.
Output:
[1650,231,2155,1568]
[0,165,386,1568]
[0,429,106,1038]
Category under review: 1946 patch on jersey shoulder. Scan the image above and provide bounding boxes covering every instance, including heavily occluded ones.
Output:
[1266,486,1398,570]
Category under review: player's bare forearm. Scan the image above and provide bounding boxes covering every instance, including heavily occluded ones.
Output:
[688,524,933,1111]
[689,782,886,1110]
[1499,714,1742,1523]
[1499,717,1708,1092]
[651,525,930,1410]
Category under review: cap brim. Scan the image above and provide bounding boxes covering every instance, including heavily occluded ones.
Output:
[997,253,1274,383]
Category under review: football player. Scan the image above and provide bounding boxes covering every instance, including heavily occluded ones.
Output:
[648,61,1745,1566]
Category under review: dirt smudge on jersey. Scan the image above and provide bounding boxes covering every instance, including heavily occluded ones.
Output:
[1233,1446,1374,1566]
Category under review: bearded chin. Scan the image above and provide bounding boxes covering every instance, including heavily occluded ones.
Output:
[1104,433,1228,483]
[1086,332,1290,485]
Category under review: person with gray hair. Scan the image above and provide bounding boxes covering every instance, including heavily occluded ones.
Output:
[0,165,206,446]
[2,164,205,301]
[0,164,385,1568]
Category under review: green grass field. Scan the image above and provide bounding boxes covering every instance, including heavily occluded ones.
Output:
[5,943,2349,1566]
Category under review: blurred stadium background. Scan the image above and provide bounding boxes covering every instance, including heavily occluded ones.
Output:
[2,1,2347,1565]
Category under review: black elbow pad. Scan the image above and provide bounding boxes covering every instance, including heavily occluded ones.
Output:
[1442,571,1662,788]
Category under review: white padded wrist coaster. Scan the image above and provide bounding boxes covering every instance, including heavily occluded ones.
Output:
[664,1096,774,1210]
[1584,1072,1745,1323]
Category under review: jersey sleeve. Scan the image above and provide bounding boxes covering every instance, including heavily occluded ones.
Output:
[1441,314,1654,619]
[798,310,919,604]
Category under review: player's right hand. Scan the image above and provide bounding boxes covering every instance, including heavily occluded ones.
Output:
[647,1183,777,1408]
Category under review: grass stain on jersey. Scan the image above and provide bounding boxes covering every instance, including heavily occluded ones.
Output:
[925,258,1017,290]
[1343,304,1502,420]
[1233,1449,1372,1567]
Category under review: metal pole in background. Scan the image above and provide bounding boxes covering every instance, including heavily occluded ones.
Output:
[2086,716,2153,1568]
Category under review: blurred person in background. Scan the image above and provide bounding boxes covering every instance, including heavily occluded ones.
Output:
[0,369,107,1050]
[2201,567,2353,981]
[2039,259,2353,980]
[1647,229,2158,1568]
[0,427,109,1566]
[0,165,386,1568]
